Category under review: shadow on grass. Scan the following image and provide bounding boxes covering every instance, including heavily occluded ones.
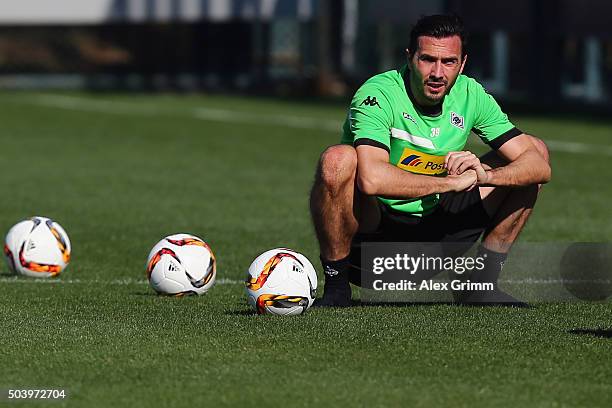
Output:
[0,272,15,277]
[131,292,203,299]
[357,301,455,308]
[132,291,157,297]
[225,309,257,316]
[568,328,612,339]
[221,301,530,315]
[225,302,454,314]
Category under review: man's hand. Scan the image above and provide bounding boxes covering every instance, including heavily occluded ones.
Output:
[446,169,477,192]
[445,151,489,186]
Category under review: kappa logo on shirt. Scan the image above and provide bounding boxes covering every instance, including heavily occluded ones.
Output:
[360,96,381,109]
[450,112,465,129]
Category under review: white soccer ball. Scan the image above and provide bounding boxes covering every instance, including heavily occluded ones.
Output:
[146,233,216,296]
[245,248,318,315]
[4,216,71,278]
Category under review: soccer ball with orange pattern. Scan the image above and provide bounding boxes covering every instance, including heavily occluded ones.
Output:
[146,233,216,296]
[4,216,71,278]
[245,248,317,315]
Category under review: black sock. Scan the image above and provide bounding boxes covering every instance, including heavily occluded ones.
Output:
[318,255,352,306]
[460,245,528,306]
[473,245,508,288]
[321,255,350,280]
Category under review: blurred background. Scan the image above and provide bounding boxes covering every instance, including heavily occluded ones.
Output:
[0,0,610,110]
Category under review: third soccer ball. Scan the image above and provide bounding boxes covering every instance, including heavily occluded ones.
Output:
[245,248,317,315]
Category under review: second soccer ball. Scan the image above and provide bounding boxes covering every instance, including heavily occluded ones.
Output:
[146,233,216,296]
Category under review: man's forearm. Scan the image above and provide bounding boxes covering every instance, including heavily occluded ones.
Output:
[357,162,463,198]
[484,149,551,187]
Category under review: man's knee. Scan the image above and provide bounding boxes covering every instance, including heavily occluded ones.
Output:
[529,136,550,164]
[316,145,357,190]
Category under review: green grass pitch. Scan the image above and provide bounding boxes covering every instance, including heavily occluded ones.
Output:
[0,92,610,407]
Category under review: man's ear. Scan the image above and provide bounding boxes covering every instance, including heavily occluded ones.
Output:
[459,54,467,75]
[405,48,413,68]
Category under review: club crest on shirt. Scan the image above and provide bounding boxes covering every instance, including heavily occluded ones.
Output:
[450,112,464,129]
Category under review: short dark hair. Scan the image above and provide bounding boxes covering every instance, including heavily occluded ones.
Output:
[408,14,467,58]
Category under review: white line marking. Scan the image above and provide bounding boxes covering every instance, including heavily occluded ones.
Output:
[21,94,612,156]
[31,94,341,132]
[545,140,612,156]
[192,107,341,132]
[33,94,163,115]
[0,277,609,285]
[0,277,243,285]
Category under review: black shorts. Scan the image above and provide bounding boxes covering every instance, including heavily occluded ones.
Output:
[348,188,491,283]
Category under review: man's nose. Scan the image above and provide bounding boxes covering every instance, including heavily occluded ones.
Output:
[430,61,443,79]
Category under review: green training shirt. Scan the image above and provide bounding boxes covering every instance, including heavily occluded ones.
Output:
[341,65,521,216]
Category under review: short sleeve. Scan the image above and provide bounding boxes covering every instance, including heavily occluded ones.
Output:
[341,83,393,152]
[471,82,522,149]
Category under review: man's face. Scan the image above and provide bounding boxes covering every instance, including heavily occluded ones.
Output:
[407,35,466,106]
